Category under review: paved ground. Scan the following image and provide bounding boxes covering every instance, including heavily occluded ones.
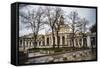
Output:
[25,49,96,64]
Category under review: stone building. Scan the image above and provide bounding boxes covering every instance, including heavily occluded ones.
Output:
[19,19,96,51]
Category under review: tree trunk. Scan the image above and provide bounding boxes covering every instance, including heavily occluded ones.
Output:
[51,29,55,48]
[72,39,74,47]
[33,34,37,48]
[56,31,59,48]
[72,33,75,47]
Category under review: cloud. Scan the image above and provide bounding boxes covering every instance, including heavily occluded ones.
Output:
[19,4,96,36]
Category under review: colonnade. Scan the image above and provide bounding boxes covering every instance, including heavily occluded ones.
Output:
[19,33,96,51]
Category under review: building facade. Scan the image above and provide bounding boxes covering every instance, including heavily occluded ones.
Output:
[19,23,96,52]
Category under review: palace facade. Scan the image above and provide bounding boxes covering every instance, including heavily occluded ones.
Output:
[19,21,96,52]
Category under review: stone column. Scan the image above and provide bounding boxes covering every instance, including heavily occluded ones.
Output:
[87,36,91,48]
[74,39,76,47]
[81,38,83,47]
[60,35,62,45]
[24,40,26,50]
[45,36,47,46]
[38,41,40,48]
[31,41,33,48]
[28,41,29,49]
[77,39,80,47]
[23,40,25,50]
[37,41,39,46]
[77,39,79,47]
[55,36,57,45]
[65,34,67,46]
[68,39,70,47]
[79,39,81,48]
[41,41,43,46]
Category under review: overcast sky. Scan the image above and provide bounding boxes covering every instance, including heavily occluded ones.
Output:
[19,4,96,37]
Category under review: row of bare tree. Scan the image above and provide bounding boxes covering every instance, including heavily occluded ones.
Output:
[19,5,89,48]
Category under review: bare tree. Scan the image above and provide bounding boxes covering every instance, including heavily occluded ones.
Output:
[79,18,89,48]
[19,6,45,48]
[45,7,61,48]
[53,8,64,48]
[67,11,80,47]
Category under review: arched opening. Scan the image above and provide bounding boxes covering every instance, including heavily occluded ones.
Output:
[19,40,22,47]
[26,40,28,47]
[43,41,44,46]
[30,41,31,46]
[58,36,60,45]
[91,37,96,48]
[75,39,78,46]
[53,37,55,45]
[79,39,82,46]
[62,36,65,45]
[47,37,49,45]
[39,41,41,46]
[20,40,22,45]
[83,38,87,47]
[70,39,72,46]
